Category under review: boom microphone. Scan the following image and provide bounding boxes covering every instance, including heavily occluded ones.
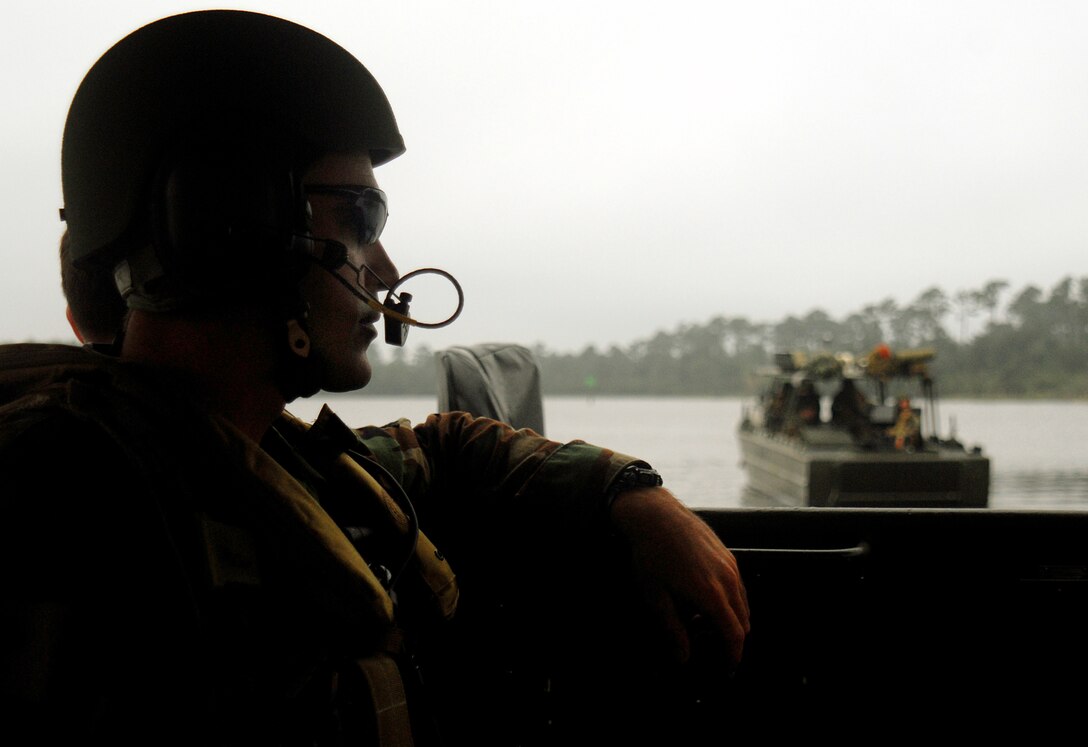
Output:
[332,265,465,347]
[383,291,412,346]
[304,238,464,347]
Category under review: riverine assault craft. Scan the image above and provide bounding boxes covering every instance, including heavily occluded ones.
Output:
[737,345,989,507]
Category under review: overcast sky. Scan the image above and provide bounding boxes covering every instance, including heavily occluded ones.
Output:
[3,1,1087,354]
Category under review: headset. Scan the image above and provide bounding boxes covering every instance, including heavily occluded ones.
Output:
[124,150,463,346]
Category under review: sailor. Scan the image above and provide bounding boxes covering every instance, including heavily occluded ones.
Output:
[0,10,749,745]
[831,377,874,441]
[59,228,126,346]
[888,396,922,450]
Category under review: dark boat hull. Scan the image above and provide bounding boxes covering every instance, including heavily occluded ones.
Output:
[738,427,990,507]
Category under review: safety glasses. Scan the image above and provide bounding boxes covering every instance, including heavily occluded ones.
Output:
[305,184,388,246]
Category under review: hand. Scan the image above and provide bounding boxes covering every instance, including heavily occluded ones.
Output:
[607,486,751,668]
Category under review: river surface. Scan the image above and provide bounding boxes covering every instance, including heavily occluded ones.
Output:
[287,395,1088,511]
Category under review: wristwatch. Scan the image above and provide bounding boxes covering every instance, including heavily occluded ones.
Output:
[606,464,663,509]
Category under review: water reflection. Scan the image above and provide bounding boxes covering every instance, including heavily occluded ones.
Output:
[993,470,1088,509]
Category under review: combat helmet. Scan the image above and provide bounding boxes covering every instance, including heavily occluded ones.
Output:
[60,10,405,311]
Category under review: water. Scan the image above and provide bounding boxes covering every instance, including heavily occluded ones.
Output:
[287,394,1088,511]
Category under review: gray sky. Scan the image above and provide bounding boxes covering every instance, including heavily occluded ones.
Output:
[3,0,1087,354]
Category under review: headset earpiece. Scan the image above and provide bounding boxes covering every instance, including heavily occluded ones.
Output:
[143,149,306,305]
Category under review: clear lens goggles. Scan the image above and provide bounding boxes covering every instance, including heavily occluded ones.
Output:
[305,184,388,245]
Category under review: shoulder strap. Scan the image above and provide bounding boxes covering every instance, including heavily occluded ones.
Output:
[279,406,459,625]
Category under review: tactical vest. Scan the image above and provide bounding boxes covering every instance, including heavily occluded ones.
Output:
[0,343,458,746]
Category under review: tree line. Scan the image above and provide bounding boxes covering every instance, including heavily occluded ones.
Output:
[364,276,1088,399]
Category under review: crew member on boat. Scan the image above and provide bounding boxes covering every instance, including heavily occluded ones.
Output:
[0,10,749,745]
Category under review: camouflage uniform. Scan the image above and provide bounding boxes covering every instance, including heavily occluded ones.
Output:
[0,343,646,745]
